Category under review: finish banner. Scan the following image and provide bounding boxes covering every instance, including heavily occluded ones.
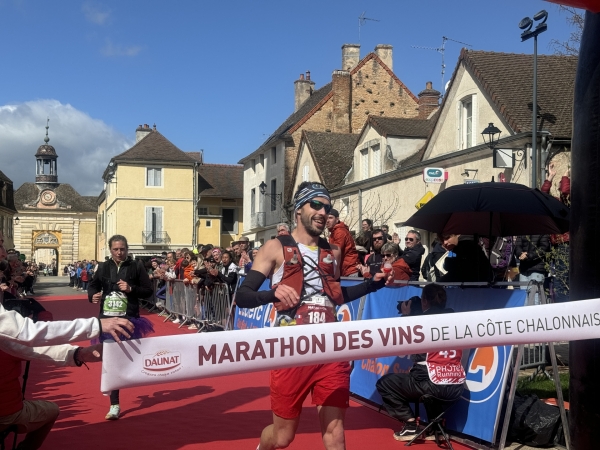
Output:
[101,298,600,392]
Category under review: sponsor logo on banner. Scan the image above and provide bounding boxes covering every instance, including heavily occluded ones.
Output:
[336,304,352,322]
[142,350,183,377]
[265,304,277,327]
[462,346,507,403]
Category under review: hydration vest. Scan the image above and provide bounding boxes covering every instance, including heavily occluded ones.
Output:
[273,235,343,326]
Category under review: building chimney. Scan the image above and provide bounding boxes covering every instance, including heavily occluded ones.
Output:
[136,124,152,142]
[342,44,360,71]
[375,44,393,71]
[332,70,352,133]
[294,72,315,112]
[417,82,441,119]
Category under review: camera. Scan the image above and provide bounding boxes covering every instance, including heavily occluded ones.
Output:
[397,296,423,316]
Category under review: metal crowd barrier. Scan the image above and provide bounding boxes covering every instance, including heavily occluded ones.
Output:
[154,279,233,332]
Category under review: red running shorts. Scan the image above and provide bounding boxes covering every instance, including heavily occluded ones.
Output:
[270,361,351,419]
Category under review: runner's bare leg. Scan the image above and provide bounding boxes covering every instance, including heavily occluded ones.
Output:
[259,414,300,449]
[317,405,346,450]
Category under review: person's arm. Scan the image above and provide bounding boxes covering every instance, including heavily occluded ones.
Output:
[235,239,299,309]
[401,248,421,266]
[88,262,103,303]
[0,340,103,366]
[559,174,571,196]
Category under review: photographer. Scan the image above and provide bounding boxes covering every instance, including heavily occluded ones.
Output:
[376,284,466,441]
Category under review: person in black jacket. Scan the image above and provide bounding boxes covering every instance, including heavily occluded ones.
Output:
[438,234,492,283]
[514,235,550,304]
[401,230,425,281]
[88,235,154,421]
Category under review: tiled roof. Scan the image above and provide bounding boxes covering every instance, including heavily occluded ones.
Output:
[187,151,203,163]
[368,116,434,138]
[14,183,97,213]
[462,50,577,138]
[113,131,197,164]
[197,164,243,198]
[0,170,12,183]
[302,131,358,190]
[239,82,333,163]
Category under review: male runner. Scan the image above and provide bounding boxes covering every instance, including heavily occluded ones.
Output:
[236,181,393,450]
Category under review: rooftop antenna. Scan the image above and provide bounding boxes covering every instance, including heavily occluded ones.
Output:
[412,36,472,90]
[358,12,380,43]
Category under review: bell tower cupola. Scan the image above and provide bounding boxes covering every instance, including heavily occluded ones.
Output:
[35,118,59,186]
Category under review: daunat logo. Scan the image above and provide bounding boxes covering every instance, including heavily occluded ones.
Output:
[143,350,182,375]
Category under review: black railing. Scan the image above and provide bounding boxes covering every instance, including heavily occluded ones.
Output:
[142,231,171,244]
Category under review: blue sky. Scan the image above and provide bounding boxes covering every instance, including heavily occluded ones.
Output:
[0,0,579,195]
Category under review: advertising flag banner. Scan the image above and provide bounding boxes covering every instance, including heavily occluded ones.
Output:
[102,297,600,397]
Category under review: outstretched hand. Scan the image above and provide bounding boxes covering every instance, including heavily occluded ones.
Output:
[99,317,134,343]
[78,344,103,362]
[373,269,395,286]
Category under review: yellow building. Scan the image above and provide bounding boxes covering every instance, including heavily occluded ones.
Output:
[196,163,244,248]
[13,125,97,267]
[99,125,200,258]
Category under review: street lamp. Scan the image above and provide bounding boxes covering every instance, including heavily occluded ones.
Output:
[14,216,20,225]
[481,123,502,149]
[519,9,548,188]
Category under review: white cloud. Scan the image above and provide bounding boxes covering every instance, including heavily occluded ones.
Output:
[82,0,111,25]
[101,39,142,57]
[0,99,132,196]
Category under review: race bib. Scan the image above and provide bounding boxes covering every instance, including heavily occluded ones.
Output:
[103,291,128,317]
[294,296,336,325]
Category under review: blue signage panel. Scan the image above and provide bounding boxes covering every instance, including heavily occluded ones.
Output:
[351,287,527,443]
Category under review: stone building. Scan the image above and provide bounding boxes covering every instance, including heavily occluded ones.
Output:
[13,124,97,268]
[0,170,17,249]
[239,43,419,244]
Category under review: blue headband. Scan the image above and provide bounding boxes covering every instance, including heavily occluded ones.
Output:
[293,183,331,211]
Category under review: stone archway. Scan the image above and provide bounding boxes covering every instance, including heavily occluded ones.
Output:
[32,231,61,276]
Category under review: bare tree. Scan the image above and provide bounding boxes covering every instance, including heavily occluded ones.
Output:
[549,6,584,56]
[337,192,400,236]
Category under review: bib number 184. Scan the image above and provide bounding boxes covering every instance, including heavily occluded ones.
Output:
[307,311,326,324]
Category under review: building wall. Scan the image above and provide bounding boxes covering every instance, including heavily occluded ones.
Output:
[283,56,419,201]
[104,163,195,254]
[78,220,97,260]
[13,212,96,268]
[424,66,510,160]
[197,197,244,248]
[97,195,107,260]
[0,210,15,249]
[292,141,322,192]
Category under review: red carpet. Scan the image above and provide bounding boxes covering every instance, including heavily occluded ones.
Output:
[18,295,473,449]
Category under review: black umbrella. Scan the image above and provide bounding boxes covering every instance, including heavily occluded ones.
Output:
[404,182,570,236]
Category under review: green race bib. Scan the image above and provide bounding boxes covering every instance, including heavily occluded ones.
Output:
[103,291,128,317]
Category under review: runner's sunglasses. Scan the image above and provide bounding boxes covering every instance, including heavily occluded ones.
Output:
[307,200,332,214]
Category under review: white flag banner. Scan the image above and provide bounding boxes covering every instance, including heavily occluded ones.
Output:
[101,298,600,393]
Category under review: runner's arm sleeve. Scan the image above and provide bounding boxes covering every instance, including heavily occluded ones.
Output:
[235,270,277,308]
[341,277,386,303]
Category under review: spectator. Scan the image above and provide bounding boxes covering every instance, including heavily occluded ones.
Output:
[326,208,359,277]
[381,225,393,242]
[358,228,386,277]
[355,219,373,253]
[392,232,401,245]
[237,237,251,270]
[401,230,425,282]
[245,247,260,274]
[437,234,493,283]
[277,223,290,236]
[515,235,550,304]
[380,242,412,282]
[218,251,238,295]
[376,284,466,441]
[420,238,446,282]
[542,161,570,302]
